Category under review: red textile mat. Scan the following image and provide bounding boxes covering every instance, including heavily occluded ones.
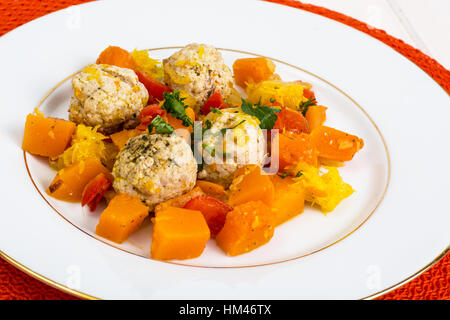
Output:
[0,0,448,300]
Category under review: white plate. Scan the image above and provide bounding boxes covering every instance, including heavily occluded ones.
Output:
[0,0,448,299]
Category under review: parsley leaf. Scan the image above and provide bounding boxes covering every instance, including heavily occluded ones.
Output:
[162,91,193,127]
[148,115,174,134]
[295,171,303,178]
[298,97,317,116]
[211,107,222,114]
[240,99,281,130]
[277,172,289,179]
[202,143,216,157]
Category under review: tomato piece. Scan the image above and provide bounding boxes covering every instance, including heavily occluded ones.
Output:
[303,88,316,101]
[81,173,112,211]
[135,70,171,103]
[139,104,166,125]
[274,107,310,134]
[201,91,228,115]
[184,196,233,237]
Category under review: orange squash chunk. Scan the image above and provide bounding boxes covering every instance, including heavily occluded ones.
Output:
[216,201,275,256]
[311,126,364,162]
[275,131,318,171]
[305,105,327,131]
[46,157,111,202]
[110,129,142,150]
[228,165,275,207]
[195,180,227,202]
[151,206,210,260]
[22,113,76,157]
[96,194,149,243]
[232,57,276,88]
[96,46,136,70]
[270,175,305,226]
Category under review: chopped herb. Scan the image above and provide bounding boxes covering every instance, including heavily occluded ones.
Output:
[211,107,222,114]
[241,99,281,130]
[220,119,246,135]
[277,172,289,179]
[205,119,212,130]
[148,115,174,134]
[298,97,317,116]
[161,91,193,127]
[269,98,276,103]
[295,171,303,178]
[202,143,216,157]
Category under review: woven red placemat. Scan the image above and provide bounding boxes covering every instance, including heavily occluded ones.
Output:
[0,0,448,300]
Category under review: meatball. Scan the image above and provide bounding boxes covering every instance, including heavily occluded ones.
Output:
[69,64,148,133]
[197,109,266,186]
[163,43,234,113]
[112,133,197,210]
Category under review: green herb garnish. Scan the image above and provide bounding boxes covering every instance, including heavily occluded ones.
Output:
[211,107,222,114]
[220,119,246,135]
[148,115,174,134]
[202,143,216,157]
[162,91,193,127]
[241,99,281,130]
[277,172,289,179]
[295,171,303,178]
[298,97,317,116]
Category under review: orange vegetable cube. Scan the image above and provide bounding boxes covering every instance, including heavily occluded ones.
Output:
[110,129,142,150]
[96,194,149,243]
[151,206,210,260]
[96,46,136,70]
[274,132,318,171]
[216,201,275,256]
[270,175,305,226]
[311,126,364,162]
[46,157,111,202]
[228,165,275,207]
[195,180,227,202]
[232,57,276,88]
[22,114,76,157]
[305,105,327,131]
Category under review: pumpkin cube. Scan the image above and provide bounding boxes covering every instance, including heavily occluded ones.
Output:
[151,206,210,260]
[22,113,76,157]
[216,201,275,256]
[95,194,149,243]
[270,175,305,226]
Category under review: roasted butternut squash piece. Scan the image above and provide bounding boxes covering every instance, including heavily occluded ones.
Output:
[311,126,364,162]
[195,180,227,202]
[46,157,111,202]
[305,105,327,131]
[22,113,76,157]
[95,194,149,243]
[274,131,318,171]
[110,129,142,150]
[215,201,274,256]
[228,165,275,207]
[151,206,210,260]
[270,175,305,226]
[232,57,276,88]
[96,46,136,70]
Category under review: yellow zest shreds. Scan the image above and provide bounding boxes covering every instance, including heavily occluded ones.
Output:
[286,162,354,213]
[163,64,191,85]
[198,45,205,59]
[82,66,101,81]
[179,90,197,109]
[49,124,107,170]
[246,80,309,109]
[131,49,164,80]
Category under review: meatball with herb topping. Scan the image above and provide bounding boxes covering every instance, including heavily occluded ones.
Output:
[163,43,234,114]
[112,133,197,210]
[69,64,148,134]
